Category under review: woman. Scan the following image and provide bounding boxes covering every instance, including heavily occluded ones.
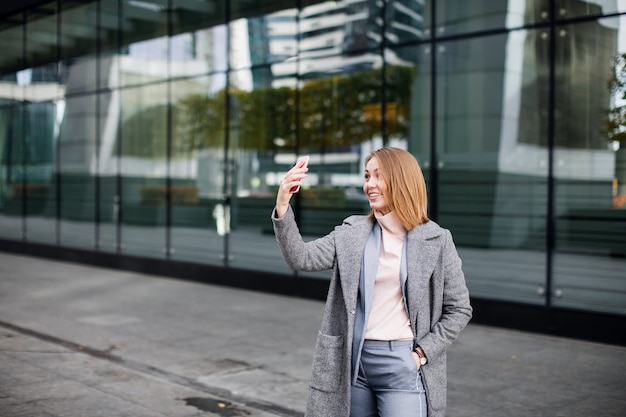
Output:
[272,147,472,417]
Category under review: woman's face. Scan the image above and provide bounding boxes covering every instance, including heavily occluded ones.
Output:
[363,156,390,215]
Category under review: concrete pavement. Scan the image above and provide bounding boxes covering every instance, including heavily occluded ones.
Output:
[1,251,625,417]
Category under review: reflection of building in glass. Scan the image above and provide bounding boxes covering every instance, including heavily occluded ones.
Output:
[517,0,617,150]
[410,1,619,250]
[250,0,424,87]
[0,66,61,208]
[500,0,618,198]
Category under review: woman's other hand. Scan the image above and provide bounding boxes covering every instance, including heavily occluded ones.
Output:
[275,157,309,218]
[412,351,422,370]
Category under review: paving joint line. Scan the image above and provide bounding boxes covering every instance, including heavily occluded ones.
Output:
[0,319,303,417]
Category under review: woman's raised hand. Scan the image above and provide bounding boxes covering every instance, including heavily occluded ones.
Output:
[275,157,309,218]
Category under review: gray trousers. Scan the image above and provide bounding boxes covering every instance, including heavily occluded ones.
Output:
[350,340,427,417]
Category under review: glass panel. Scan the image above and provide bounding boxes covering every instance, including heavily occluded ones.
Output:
[100,0,121,90]
[0,16,24,240]
[97,91,119,253]
[298,1,383,79]
[295,0,423,55]
[238,7,298,69]
[60,0,98,94]
[556,0,626,20]
[435,31,548,305]
[553,16,626,315]
[23,3,59,86]
[227,2,298,274]
[397,42,431,188]
[173,0,224,33]
[385,0,429,44]
[56,2,100,249]
[169,75,225,266]
[58,94,97,249]
[22,99,58,244]
[231,0,296,21]
[120,0,169,86]
[0,15,24,77]
[170,0,225,78]
[23,3,60,245]
[436,0,548,36]
[227,67,297,275]
[119,83,168,258]
[0,104,25,240]
[98,1,122,252]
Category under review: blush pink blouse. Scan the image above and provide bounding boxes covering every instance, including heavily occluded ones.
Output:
[364,211,414,341]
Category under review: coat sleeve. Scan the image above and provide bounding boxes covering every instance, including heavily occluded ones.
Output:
[271,205,337,272]
[418,229,472,361]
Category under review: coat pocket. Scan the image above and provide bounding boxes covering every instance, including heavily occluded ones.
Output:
[309,332,344,393]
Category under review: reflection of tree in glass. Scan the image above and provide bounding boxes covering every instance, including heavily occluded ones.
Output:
[605,52,626,144]
[239,87,295,151]
[293,66,413,150]
[605,53,626,207]
[176,65,414,153]
[119,104,168,157]
[119,92,224,158]
[176,90,226,153]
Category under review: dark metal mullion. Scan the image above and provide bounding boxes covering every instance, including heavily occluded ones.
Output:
[94,0,102,251]
[55,0,62,246]
[222,1,231,267]
[6,106,14,222]
[380,0,388,147]
[429,3,438,222]
[115,0,123,254]
[165,0,173,259]
[546,2,557,308]
[293,0,302,230]
[291,0,305,278]
[21,14,27,240]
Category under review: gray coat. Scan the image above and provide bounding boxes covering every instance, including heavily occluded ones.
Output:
[272,206,472,417]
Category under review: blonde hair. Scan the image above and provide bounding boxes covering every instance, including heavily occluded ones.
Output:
[365,147,429,229]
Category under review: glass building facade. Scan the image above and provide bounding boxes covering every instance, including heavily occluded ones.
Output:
[1,0,625,342]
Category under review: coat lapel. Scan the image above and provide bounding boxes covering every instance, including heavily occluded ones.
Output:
[405,221,444,327]
[336,218,375,315]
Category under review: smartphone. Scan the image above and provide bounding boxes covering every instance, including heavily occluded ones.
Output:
[289,155,309,193]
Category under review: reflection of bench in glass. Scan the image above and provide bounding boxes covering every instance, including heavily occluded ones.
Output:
[122,204,214,227]
[121,185,211,227]
[2,183,50,215]
[277,207,368,236]
[139,185,199,206]
[557,209,626,257]
[237,194,369,237]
